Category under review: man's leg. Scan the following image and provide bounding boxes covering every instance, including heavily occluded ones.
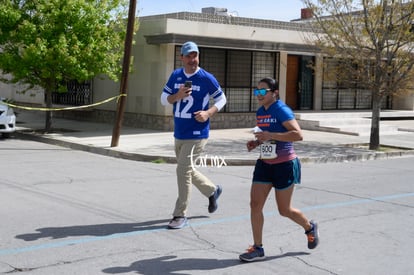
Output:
[172,139,194,217]
[189,139,216,197]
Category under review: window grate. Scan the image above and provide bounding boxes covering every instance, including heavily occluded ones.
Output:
[51,80,92,106]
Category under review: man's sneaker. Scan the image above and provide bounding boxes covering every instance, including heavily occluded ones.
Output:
[208,185,222,213]
[167,216,187,229]
[239,245,266,262]
[305,220,319,249]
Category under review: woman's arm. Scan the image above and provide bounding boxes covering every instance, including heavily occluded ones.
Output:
[254,119,303,142]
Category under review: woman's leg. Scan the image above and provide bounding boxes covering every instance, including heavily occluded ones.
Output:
[275,185,312,231]
[250,183,273,246]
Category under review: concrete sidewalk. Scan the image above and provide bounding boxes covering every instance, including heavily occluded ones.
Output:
[12,110,414,165]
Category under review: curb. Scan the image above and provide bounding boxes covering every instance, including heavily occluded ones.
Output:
[15,131,177,164]
[15,131,414,166]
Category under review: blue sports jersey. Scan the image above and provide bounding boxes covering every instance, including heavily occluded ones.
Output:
[256,100,296,160]
[163,67,224,139]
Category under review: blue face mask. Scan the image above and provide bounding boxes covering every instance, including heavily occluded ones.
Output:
[253,88,271,96]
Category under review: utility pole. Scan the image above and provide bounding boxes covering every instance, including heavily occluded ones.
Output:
[111,0,137,147]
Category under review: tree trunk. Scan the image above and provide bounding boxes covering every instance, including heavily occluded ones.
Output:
[369,91,381,150]
[45,89,53,132]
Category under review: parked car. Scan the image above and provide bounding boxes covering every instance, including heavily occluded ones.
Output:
[0,98,16,138]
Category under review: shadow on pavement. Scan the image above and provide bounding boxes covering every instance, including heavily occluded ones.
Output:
[15,216,209,241]
[101,252,310,274]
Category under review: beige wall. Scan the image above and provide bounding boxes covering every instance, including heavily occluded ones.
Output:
[118,19,175,117]
[91,19,175,117]
[393,92,414,110]
[278,52,288,101]
[0,80,13,99]
[164,19,305,44]
[313,55,324,110]
[0,73,43,105]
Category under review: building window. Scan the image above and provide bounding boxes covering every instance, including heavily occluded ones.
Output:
[175,46,279,112]
[322,58,371,109]
[322,57,391,110]
[51,80,92,106]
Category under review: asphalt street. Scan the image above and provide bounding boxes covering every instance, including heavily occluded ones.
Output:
[1,138,413,274]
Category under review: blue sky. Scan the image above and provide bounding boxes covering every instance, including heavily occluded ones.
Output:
[137,0,306,22]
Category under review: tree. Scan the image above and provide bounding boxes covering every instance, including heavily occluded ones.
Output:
[0,0,128,131]
[303,0,414,149]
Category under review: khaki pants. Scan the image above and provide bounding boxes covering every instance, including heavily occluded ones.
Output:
[173,138,216,217]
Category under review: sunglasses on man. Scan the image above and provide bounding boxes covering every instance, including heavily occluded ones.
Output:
[253,88,271,96]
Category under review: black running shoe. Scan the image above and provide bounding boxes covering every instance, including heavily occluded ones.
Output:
[208,185,222,213]
[239,245,266,262]
[305,220,319,249]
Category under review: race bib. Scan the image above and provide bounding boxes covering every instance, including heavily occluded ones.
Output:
[260,142,277,159]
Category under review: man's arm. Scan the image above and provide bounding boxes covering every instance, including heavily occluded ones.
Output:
[160,85,192,106]
[194,93,226,122]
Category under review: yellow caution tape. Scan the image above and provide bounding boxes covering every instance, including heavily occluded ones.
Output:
[1,94,126,111]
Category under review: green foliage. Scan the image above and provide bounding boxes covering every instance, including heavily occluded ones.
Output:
[0,0,129,92]
[151,158,167,164]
